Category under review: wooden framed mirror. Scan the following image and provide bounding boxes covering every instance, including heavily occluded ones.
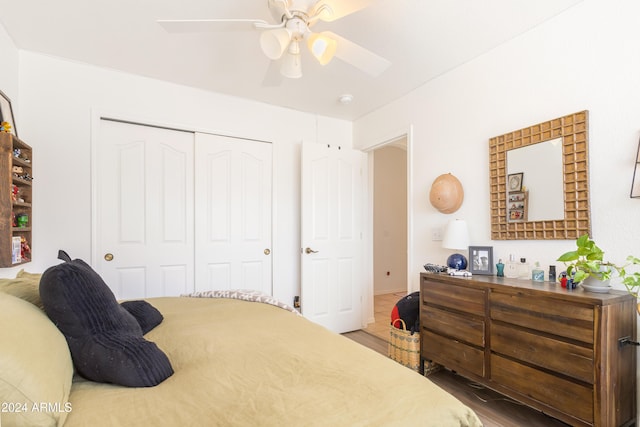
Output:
[489,111,590,240]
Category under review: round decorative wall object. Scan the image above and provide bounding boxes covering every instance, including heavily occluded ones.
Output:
[429,173,464,214]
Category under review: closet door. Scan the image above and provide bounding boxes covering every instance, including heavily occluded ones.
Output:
[194,133,273,294]
[95,119,195,299]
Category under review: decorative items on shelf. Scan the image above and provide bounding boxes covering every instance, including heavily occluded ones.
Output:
[20,236,31,261]
[1,131,33,266]
[11,236,21,264]
[11,185,18,202]
[15,213,28,228]
[0,90,17,137]
[507,189,528,222]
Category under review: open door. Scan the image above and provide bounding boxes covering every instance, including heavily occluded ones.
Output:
[300,142,365,333]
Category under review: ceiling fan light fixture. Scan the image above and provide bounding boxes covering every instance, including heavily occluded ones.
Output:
[260,28,292,60]
[280,40,302,78]
[307,32,337,65]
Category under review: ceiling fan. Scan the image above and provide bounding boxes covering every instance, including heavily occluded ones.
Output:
[157,0,391,82]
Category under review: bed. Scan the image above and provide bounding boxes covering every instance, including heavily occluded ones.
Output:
[0,265,482,427]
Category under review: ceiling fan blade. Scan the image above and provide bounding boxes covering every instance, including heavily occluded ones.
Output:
[262,59,283,87]
[157,19,269,33]
[313,0,376,22]
[325,31,391,77]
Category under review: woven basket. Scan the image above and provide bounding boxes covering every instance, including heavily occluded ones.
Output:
[388,319,421,372]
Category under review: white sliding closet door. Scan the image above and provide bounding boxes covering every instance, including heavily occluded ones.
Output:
[194,133,273,293]
[95,119,195,299]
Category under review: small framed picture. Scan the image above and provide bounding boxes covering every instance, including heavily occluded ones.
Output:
[469,246,494,275]
[507,172,523,192]
[0,89,17,138]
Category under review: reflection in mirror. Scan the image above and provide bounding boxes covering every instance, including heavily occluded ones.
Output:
[507,137,563,221]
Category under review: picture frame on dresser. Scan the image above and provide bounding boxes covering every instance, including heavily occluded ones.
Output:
[0,90,17,138]
[469,246,493,275]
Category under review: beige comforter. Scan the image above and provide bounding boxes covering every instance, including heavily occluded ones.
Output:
[64,297,482,426]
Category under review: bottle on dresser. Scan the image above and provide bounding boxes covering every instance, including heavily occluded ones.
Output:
[517,258,530,279]
[504,254,520,279]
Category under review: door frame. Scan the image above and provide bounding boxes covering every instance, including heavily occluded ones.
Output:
[362,126,413,325]
[89,110,277,292]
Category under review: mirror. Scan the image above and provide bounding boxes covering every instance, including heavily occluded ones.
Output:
[489,111,591,240]
[506,137,564,221]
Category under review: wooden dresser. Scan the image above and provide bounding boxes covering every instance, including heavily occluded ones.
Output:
[420,272,636,427]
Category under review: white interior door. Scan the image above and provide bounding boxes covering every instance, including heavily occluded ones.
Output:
[194,133,273,293]
[301,142,365,333]
[95,119,194,299]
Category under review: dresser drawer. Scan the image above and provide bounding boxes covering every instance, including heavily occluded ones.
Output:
[422,305,484,347]
[421,280,485,316]
[490,291,594,344]
[422,330,485,378]
[492,355,593,424]
[491,322,594,384]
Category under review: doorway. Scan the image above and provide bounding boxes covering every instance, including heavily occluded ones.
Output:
[372,140,408,296]
[363,133,411,334]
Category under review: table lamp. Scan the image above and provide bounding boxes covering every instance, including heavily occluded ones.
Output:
[442,219,469,270]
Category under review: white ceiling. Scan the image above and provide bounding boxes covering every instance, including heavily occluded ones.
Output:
[0,0,582,121]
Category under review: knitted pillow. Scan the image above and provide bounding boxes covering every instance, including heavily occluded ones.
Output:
[39,251,173,387]
[121,300,164,335]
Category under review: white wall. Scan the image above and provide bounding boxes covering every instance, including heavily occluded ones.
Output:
[11,51,352,307]
[0,24,19,113]
[355,0,640,292]
[373,145,407,294]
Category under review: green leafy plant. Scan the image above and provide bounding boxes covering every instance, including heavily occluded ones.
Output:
[557,234,640,297]
[620,256,640,299]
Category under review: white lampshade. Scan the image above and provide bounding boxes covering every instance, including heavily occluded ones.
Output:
[260,28,292,60]
[442,219,469,250]
[280,41,302,79]
[307,32,337,65]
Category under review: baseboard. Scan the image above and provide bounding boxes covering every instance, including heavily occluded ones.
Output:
[373,287,406,296]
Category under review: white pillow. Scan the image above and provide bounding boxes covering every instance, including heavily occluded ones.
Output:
[0,293,73,426]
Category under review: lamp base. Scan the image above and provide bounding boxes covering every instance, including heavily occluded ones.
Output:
[447,253,468,270]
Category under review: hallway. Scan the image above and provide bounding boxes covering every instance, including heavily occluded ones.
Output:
[363,292,407,341]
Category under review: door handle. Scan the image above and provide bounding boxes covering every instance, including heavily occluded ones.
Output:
[305,247,318,254]
[104,253,114,261]
[264,248,271,255]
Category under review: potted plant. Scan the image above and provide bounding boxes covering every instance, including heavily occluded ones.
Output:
[557,234,640,295]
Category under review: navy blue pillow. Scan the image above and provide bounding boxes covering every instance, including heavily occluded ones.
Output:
[40,251,173,387]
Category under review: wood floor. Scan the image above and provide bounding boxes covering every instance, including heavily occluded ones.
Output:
[343,293,570,427]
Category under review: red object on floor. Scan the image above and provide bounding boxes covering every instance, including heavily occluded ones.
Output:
[390,292,420,333]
